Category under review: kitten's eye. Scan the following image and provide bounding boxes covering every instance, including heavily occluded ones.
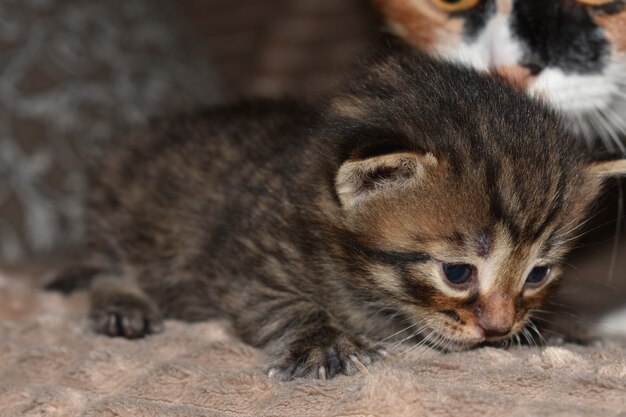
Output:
[576,0,614,5]
[431,0,480,12]
[442,263,473,285]
[526,266,550,285]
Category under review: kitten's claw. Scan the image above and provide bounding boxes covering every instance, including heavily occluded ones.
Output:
[267,368,279,379]
[91,303,163,339]
[268,335,385,381]
[317,365,327,380]
[348,354,368,374]
[267,364,298,381]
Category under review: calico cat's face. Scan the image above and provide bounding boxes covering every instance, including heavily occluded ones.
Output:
[327,50,626,348]
[375,0,626,150]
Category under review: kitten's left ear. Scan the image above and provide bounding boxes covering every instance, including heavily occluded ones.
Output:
[335,151,437,209]
[586,159,626,178]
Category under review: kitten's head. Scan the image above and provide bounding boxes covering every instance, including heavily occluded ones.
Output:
[374,0,626,151]
[322,48,626,348]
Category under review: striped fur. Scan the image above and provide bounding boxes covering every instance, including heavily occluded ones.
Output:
[50,43,621,380]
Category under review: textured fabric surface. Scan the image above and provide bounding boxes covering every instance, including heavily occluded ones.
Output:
[1,271,625,417]
[0,0,221,260]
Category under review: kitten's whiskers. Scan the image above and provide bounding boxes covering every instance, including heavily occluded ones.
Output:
[527,320,546,347]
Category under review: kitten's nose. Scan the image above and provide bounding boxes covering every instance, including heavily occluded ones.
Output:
[475,295,514,339]
[493,65,533,90]
[479,323,512,339]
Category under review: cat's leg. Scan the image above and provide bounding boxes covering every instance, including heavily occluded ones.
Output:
[90,274,163,339]
[45,264,102,293]
[235,301,387,380]
[267,324,387,381]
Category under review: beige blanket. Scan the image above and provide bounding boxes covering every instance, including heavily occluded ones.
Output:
[1,270,625,417]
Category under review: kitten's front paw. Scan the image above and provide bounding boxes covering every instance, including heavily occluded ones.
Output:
[268,333,387,381]
[91,293,163,339]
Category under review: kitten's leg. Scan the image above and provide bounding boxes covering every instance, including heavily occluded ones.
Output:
[45,264,102,293]
[236,303,386,380]
[268,326,387,381]
[90,274,163,339]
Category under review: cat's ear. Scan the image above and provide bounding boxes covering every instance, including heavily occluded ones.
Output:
[586,159,626,178]
[335,151,437,208]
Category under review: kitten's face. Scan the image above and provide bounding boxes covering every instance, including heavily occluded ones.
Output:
[375,0,626,150]
[337,150,602,348]
[327,51,626,348]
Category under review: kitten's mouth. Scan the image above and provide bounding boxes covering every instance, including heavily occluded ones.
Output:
[418,327,485,352]
[422,322,525,351]
[425,330,523,352]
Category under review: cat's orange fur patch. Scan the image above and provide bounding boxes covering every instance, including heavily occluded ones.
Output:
[496,0,513,16]
[594,7,626,52]
[494,65,533,90]
[374,0,463,51]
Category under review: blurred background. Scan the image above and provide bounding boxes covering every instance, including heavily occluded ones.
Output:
[0,0,377,261]
[0,0,625,334]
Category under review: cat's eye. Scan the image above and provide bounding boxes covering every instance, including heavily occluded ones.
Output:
[431,0,480,12]
[576,0,615,5]
[526,266,550,286]
[442,263,473,285]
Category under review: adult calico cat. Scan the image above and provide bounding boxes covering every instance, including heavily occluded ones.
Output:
[375,0,626,152]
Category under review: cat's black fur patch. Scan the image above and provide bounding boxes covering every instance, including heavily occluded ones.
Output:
[511,0,609,74]
[462,0,496,40]
[461,0,611,75]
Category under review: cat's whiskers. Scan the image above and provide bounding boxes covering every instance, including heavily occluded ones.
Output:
[557,216,623,246]
[596,106,626,154]
[543,302,608,328]
[607,178,624,284]
[528,308,554,316]
[398,329,437,362]
[519,327,532,347]
[554,216,584,237]
[411,332,447,363]
[529,315,559,327]
[556,228,594,245]
[377,320,422,345]
[568,114,596,147]
[388,323,431,353]
[439,335,453,351]
[526,320,546,347]
[554,215,593,240]
[586,109,622,154]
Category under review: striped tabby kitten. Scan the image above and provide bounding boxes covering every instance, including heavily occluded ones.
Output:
[375,0,626,151]
[51,45,626,380]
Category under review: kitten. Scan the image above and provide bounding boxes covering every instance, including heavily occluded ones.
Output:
[374,0,626,151]
[50,44,626,380]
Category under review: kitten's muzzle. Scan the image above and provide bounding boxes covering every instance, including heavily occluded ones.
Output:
[478,323,512,339]
[474,295,515,340]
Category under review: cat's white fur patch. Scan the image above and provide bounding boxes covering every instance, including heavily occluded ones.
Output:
[437,8,523,72]
[530,68,617,113]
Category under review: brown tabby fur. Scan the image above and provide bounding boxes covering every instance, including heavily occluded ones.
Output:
[49,43,624,380]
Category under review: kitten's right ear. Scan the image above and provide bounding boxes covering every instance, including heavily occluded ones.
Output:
[335,151,437,209]
[586,159,626,178]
